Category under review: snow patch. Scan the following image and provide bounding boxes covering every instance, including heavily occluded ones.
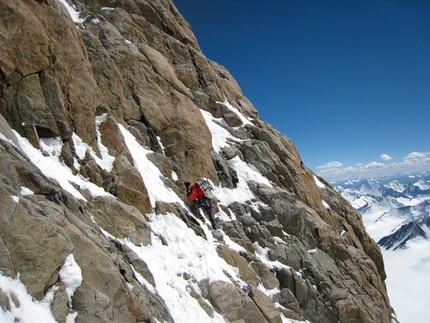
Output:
[56,0,85,23]
[200,109,236,153]
[214,156,272,206]
[70,115,115,173]
[171,171,178,181]
[59,254,82,323]
[217,100,253,126]
[314,175,325,188]
[20,187,34,196]
[0,273,57,323]
[0,133,16,146]
[94,114,115,172]
[156,136,165,152]
[322,199,330,209]
[39,137,62,157]
[59,254,82,302]
[118,124,183,207]
[14,130,111,201]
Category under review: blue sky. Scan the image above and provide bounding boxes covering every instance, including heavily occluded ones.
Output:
[174,0,430,180]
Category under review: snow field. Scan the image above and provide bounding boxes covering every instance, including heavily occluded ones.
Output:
[339,178,430,323]
[382,239,430,323]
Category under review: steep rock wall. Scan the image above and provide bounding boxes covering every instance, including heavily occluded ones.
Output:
[0,0,392,322]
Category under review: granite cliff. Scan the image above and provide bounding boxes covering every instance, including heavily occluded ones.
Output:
[0,0,394,322]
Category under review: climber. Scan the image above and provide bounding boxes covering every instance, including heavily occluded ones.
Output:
[184,178,217,230]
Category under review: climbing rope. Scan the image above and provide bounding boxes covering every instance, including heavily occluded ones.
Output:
[203,236,214,322]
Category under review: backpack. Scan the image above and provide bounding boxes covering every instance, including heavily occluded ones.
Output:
[196,177,214,198]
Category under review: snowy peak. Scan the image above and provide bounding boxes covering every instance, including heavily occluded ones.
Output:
[387,180,405,193]
[378,213,430,250]
[360,179,383,196]
[335,173,430,203]
[334,172,430,250]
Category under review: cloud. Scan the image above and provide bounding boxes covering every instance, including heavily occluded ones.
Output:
[317,161,343,169]
[404,152,429,160]
[380,154,392,161]
[317,151,430,181]
[402,152,430,167]
[363,162,385,169]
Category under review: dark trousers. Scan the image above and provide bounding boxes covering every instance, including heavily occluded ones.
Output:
[192,197,217,230]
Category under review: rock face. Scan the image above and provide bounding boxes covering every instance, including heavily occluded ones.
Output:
[0,0,392,322]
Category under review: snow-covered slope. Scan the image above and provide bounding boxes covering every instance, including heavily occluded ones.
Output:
[1,106,304,323]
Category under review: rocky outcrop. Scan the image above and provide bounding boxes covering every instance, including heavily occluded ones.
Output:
[0,0,392,322]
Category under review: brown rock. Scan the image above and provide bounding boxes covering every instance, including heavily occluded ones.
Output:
[216,245,259,287]
[209,281,265,323]
[91,196,151,246]
[249,286,282,323]
[50,283,70,323]
[277,288,302,320]
[0,187,73,299]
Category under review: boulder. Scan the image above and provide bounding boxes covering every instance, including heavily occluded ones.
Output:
[209,281,265,323]
[216,245,259,287]
[0,187,73,299]
[276,288,302,320]
[249,286,282,323]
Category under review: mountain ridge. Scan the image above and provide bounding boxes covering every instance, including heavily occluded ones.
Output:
[0,0,393,322]
[333,172,430,250]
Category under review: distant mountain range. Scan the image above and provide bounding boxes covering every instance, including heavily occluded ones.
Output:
[332,172,430,250]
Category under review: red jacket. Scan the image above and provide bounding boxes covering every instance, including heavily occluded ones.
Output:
[187,184,206,201]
